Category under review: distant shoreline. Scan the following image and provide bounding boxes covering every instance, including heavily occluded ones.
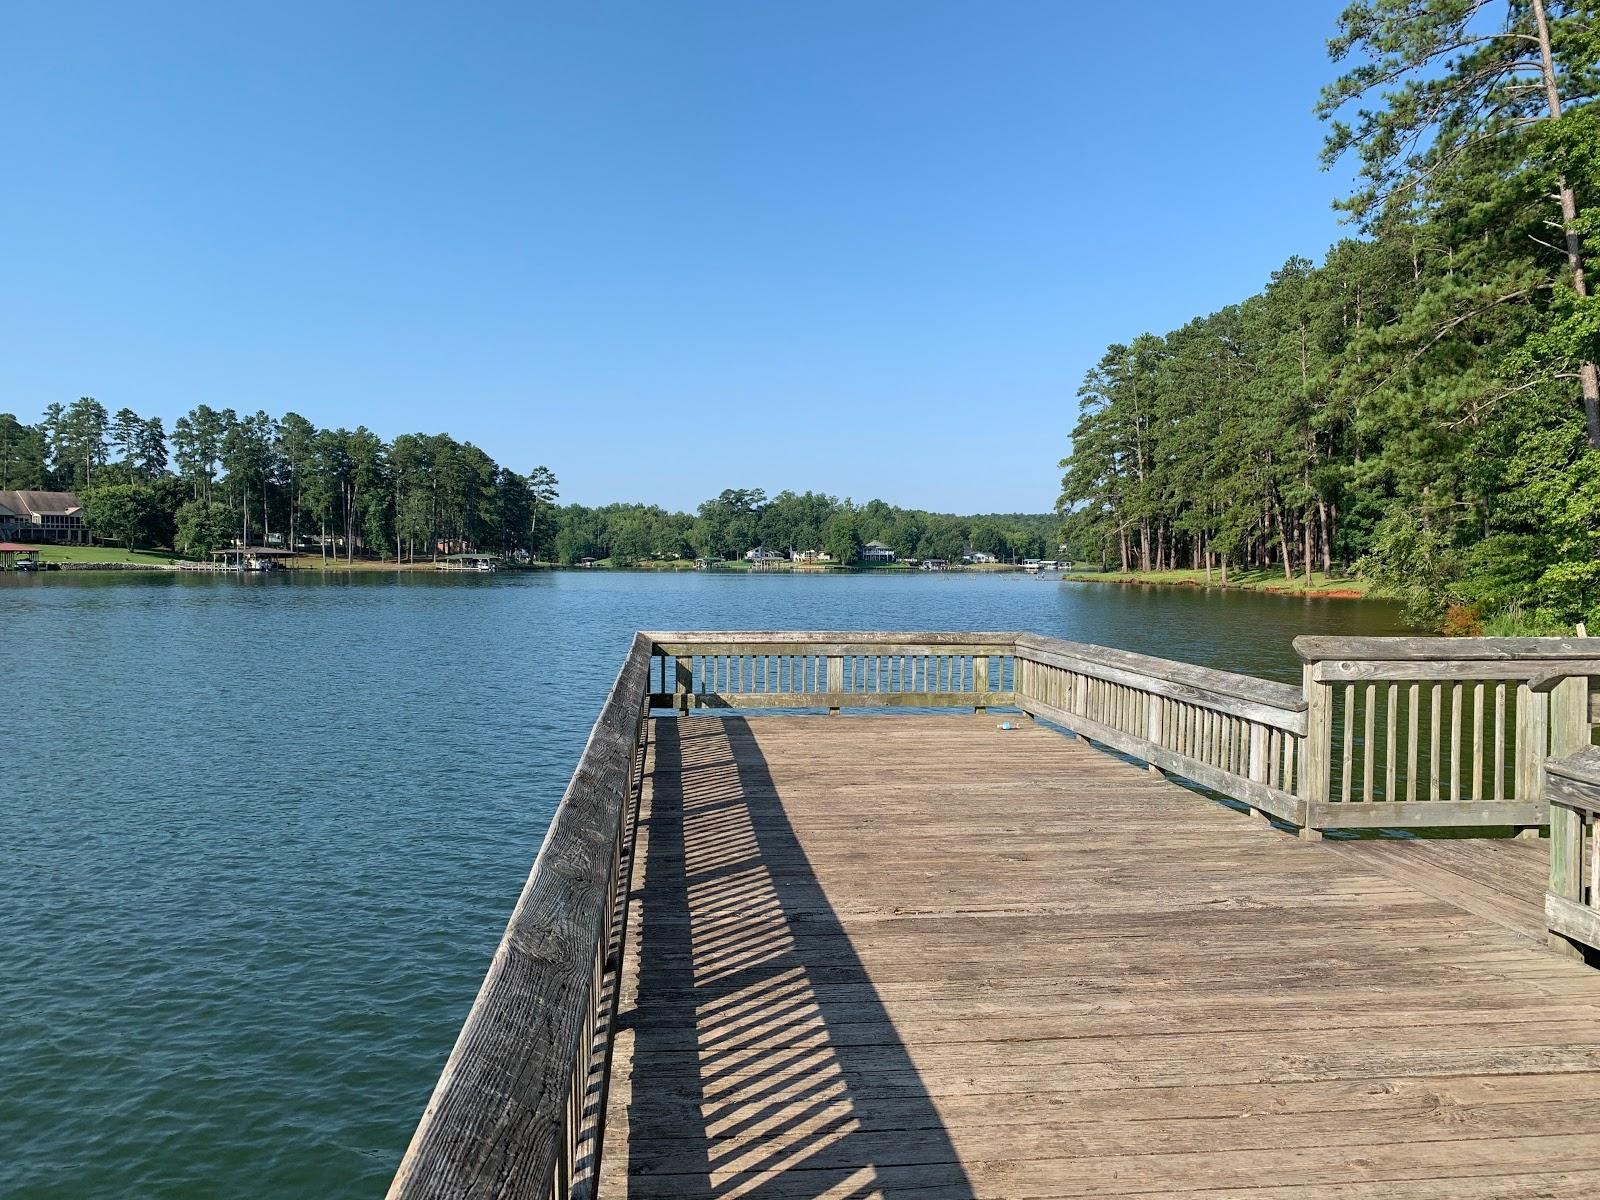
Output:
[5,550,1042,576]
[12,563,1038,576]
[8,550,1373,597]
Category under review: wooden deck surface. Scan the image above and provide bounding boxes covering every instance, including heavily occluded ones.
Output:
[600,713,1600,1198]
[1332,834,1548,946]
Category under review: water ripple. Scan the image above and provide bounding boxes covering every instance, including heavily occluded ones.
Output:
[0,570,1402,1197]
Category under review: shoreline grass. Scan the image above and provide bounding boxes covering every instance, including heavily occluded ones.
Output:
[1062,566,1370,599]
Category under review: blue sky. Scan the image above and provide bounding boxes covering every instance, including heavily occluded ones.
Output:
[2,2,1357,512]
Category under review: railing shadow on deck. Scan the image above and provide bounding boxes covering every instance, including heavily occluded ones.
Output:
[619,715,973,1197]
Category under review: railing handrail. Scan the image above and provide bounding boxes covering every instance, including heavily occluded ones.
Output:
[1296,635,1600,688]
[1550,746,1600,814]
[387,632,653,1200]
[1295,635,1600,661]
[647,632,1306,722]
[1015,633,1306,733]
[645,630,1017,653]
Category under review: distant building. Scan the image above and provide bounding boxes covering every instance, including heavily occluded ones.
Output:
[790,548,832,563]
[745,548,785,563]
[963,549,998,564]
[861,540,896,562]
[0,490,88,544]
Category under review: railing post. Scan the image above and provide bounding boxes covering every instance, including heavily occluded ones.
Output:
[1551,675,1589,758]
[1515,683,1550,810]
[1549,677,1589,957]
[675,655,692,714]
[826,654,844,715]
[1298,662,1331,840]
[973,655,989,714]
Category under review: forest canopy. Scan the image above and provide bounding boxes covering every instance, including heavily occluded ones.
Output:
[1057,0,1600,631]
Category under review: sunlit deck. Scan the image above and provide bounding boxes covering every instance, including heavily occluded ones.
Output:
[600,713,1600,1197]
[388,633,1600,1200]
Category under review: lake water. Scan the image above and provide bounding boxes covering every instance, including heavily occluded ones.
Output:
[0,570,1406,1197]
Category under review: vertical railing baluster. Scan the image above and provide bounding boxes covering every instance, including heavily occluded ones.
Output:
[1384,683,1397,803]
[1450,683,1463,804]
[1407,683,1420,803]
[1341,684,1355,804]
[1363,684,1375,802]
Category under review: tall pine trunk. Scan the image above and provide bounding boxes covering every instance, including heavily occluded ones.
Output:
[1273,504,1294,583]
[1532,0,1600,446]
[1303,512,1314,588]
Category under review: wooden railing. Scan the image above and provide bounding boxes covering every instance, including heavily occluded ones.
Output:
[645,631,1017,714]
[1547,748,1600,960]
[1295,637,1600,833]
[387,630,1600,1199]
[387,634,653,1200]
[1012,633,1310,828]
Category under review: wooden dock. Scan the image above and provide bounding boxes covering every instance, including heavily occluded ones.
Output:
[598,713,1600,1197]
[388,633,1600,1200]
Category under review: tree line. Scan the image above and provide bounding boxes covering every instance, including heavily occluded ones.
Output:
[0,399,559,560]
[550,489,1056,566]
[0,403,1055,565]
[1058,1,1600,632]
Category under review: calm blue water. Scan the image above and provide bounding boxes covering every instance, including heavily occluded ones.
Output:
[0,570,1404,1197]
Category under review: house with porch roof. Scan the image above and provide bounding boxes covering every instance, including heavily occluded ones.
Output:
[0,490,89,544]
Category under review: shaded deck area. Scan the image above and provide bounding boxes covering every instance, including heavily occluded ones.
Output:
[601,713,1600,1198]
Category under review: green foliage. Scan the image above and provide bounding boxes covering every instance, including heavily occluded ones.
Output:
[1060,2,1600,626]
[1482,604,1577,636]
[823,510,863,565]
[693,488,767,560]
[80,484,158,550]
[1356,512,1462,628]
[0,413,49,489]
[174,499,235,558]
[549,492,1056,566]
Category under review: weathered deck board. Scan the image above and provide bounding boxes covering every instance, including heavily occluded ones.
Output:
[600,713,1600,1198]
[1332,834,1548,945]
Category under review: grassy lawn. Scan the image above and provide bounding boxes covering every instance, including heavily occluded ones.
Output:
[17,544,190,566]
[1062,566,1369,598]
[285,555,432,571]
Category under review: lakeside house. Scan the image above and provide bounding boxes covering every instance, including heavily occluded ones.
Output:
[0,490,88,544]
[745,548,785,563]
[861,540,896,562]
[963,549,999,564]
[790,548,832,563]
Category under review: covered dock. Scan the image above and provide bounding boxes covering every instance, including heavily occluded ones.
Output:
[435,552,500,572]
[0,542,40,570]
[211,546,296,570]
